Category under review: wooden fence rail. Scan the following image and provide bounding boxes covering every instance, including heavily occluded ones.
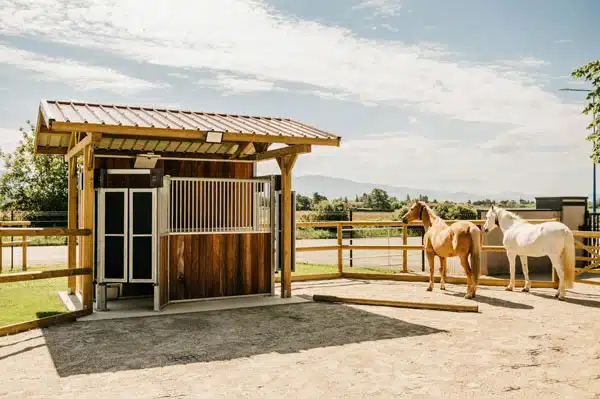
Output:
[0,227,93,337]
[290,219,599,287]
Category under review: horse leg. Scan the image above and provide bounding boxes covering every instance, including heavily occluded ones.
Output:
[520,255,531,292]
[459,255,475,299]
[439,257,447,290]
[549,254,566,300]
[426,251,435,291]
[506,252,517,291]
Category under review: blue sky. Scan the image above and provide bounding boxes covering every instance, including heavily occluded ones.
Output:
[0,0,598,197]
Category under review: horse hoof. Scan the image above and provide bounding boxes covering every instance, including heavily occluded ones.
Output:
[554,292,560,298]
[558,296,565,301]
[426,287,433,292]
[521,287,530,293]
[440,286,446,291]
[464,294,474,299]
[505,286,513,292]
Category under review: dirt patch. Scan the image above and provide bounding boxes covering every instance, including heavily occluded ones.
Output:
[1,279,600,398]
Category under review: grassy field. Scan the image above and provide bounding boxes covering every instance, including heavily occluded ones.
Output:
[0,264,69,327]
[293,262,396,275]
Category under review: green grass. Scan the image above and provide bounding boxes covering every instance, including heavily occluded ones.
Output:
[0,264,69,327]
[293,262,397,275]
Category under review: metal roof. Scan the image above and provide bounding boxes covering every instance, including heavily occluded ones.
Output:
[34,100,340,156]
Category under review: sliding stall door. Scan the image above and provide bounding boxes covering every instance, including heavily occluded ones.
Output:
[99,189,128,283]
[129,189,157,283]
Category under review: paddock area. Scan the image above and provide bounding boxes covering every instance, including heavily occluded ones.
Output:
[1,279,599,398]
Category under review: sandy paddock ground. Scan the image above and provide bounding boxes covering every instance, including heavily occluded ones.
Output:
[1,279,600,398]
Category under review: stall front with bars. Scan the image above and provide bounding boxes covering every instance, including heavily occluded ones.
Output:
[94,166,277,311]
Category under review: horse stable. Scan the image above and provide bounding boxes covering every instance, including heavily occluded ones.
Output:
[32,100,341,312]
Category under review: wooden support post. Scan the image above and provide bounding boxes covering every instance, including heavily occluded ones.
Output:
[337,224,343,273]
[276,154,297,299]
[82,145,94,309]
[21,231,27,271]
[67,157,78,294]
[402,223,408,272]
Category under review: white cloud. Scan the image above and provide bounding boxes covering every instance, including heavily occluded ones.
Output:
[352,0,403,17]
[380,23,398,32]
[554,39,573,44]
[196,72,285,95]
[0,0,591,194]
[167,72,189,79]
[498,56,549,69]
[0,43,166,94]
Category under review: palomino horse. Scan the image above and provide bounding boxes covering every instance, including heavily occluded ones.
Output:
[401,201,482,299]
[482,206,575,300]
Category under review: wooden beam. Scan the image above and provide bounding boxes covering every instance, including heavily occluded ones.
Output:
[63,133,102,161]
[0,268,92,284]
[277,154,298,298]
[250,144,311,161]
[229,142,253,159]
[82,144,94,310]
[0,228,90,237]
[0,309,92,337]
[312,294,479,313]
[274,273,342,283]
[341,272,556,288]
[49,121,341,147]
[68,157,78,294]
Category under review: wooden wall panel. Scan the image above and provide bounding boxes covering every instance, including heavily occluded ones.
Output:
[94,158,253,179]
[168,233,271,300]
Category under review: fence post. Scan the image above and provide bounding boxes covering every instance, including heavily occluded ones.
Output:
[337,223,343,273]
[21,222,27,271]
[349,209,353,268]
[402,223,408,272]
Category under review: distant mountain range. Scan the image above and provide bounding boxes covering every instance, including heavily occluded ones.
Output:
[293,175,531,203]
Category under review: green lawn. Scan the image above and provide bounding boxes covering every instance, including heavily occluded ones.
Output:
[293,262,397,275]
[0,265,69,327]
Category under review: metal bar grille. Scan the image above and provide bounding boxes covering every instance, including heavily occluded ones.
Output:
[169,177,272,234]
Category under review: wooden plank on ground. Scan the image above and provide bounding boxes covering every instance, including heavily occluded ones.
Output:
[0,309,92,337]
[312,294,479,313]
[0,268,92,284]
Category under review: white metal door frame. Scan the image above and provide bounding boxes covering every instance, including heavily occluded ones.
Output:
[97,188,129,283]
[128,188,158,284]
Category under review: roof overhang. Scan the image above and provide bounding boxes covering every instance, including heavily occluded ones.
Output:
[34,100,341,161]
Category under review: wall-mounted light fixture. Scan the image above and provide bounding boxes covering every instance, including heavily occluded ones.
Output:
[134,152,160,169]
[205,131,224,144]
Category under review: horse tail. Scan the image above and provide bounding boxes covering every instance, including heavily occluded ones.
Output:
[469,225,482,285]
[562,229,576,289]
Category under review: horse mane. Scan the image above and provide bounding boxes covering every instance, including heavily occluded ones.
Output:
[497,207,524,222]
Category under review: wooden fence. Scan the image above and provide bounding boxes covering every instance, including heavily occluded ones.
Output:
[284,219,600,287]
[0,227,92,337]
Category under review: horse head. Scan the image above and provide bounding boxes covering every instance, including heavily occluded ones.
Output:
[401,200,426,223]
[482,205,499,233]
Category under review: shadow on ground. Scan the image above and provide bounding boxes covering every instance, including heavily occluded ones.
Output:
[530,292,600,308]
[43,302,444,377]
[444,290,534,310]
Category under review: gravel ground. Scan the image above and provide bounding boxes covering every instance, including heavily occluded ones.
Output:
[1,279,600,398]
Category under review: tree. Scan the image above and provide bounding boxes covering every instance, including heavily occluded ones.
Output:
[366,188,392,211]
[312,192,327,204]
[572,60,600,162]
[296,194,312,211]
[0,121,68,211]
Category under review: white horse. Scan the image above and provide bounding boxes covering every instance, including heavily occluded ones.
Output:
[482,206,575,300]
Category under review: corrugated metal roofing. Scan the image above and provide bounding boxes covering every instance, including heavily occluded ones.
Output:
[39,100,340,142]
